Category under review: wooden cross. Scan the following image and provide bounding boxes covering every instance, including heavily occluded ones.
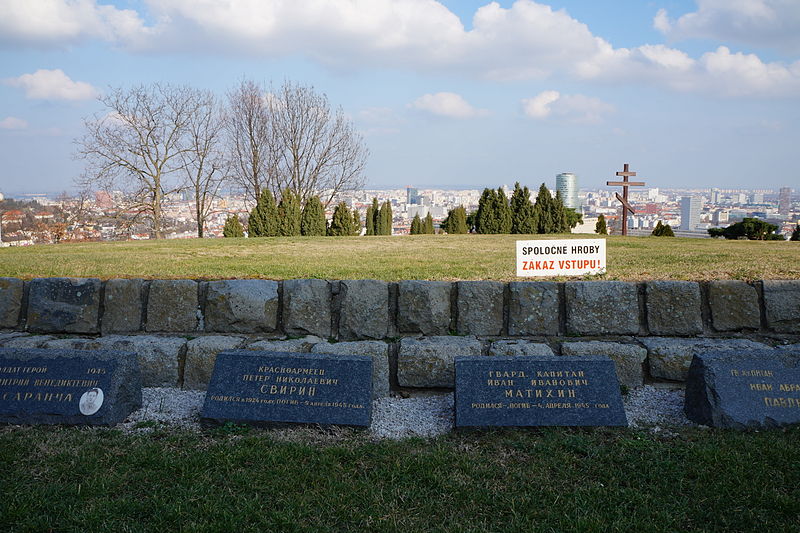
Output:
[607,163,645,236]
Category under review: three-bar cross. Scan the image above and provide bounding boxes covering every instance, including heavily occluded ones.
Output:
[607,163,645,236]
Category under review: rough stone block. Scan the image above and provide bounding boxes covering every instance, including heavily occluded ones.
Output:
[641,337,770,382]
[0,332,28,345]
[245,336,323,353]
[338,280,389,340]
[2,335,54,348]
[98,335,187,387]
[397,281,452,335]
[646,281,702,335]
[560,341,647,388]
[146,280,199,332]
[102,278,144,333]
[457,281,504,336]
[508,281,559,336]
[397,336,483,388]
[565,282,639,335]
[43,338,105,350]
[708,280,760,331]
[204,280,279,334]
[183,336,245,390]
[489,340,554,357]
[283,279,331,338]
[763,280,800,333]
[26,278,101,334]
[312,340,390,398]
[0,278,23,328]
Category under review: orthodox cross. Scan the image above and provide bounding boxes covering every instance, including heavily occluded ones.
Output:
[607,163,645,236]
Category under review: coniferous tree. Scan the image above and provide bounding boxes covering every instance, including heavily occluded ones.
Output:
[300,195,326,236]
[554,190,570,233]
[277,188,301,236]
[444,206,468,234]
[327,202,353,236]
[365,203,375,235]
[423,212,435,234]
[475,188,495,234]
[248,189,279,237]
[595,214,608,235]
[351,209,361,236]
[791,224,800,241]
[371,197,381,235]
[495,187,512,233]
[565,208,583,230]
[510,182,535,234]
[379,200,392,235]
[410,214,422,234]
[532,183,555,234]
[223,215,244,237]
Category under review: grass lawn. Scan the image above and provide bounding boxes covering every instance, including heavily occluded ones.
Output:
[0,234,798,281]
[1,425,799,532]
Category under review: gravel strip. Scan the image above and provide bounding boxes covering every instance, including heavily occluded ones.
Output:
[120,385,695,438]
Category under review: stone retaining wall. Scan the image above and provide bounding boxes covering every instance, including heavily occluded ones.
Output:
[0,277,797,395]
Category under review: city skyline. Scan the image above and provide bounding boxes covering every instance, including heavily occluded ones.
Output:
[1,1,799,195]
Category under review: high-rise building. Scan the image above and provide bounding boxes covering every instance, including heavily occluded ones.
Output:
[556,172,580,210]
[681,196,701,230]
[406,187,420,205]
[779,187,792,215]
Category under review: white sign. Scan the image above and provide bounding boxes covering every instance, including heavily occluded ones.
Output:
[516,239,606,277]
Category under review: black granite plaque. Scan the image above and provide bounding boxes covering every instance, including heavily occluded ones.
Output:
[0,348,142,425]
[455,355,627,427]
[685,350,800,428]
[201,350,372,427]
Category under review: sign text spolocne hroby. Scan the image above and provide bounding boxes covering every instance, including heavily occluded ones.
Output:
[516,239,606,277]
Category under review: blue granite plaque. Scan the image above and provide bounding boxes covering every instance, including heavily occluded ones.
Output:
[455,355,627,427]
[201,350,372,427]
[0,348,142,425]
[685,350,800,428]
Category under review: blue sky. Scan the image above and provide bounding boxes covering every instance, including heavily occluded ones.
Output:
[1,0,798,196]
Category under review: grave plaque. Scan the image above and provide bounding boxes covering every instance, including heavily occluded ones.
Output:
[0,348,142,425]
[455,355,627,427]
[685,350,800,428]
[201,350,372,427]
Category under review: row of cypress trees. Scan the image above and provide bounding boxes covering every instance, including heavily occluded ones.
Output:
[410,212,435,234]
[472,182,579,235]
[223,188,327,237]
[365,198,393,235]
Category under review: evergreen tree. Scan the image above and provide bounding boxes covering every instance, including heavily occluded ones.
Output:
[410,214,422,235]
[365,201,375,235]
[510,182,536,234]
[248,189,279,237]
[706,218,783,240]
[351,209,361,236]
[379,200,392,235]
[553,190,570,233]
[466,211,477,233]
[444,206,468,234]
[277,188,301,236]
[495,187,512,233]
[423,212,435,234]
[651,221,675,237]
[371,197,381,235]
[565,208,583,230]
[791,224,800,241]
[222,215,244,238]
[327,202,354,236]
[532,183,555,234]
[595,214,608,235]
[475,188,495,234]
[300,195,326,236]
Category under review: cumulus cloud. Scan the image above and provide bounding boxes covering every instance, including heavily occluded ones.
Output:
[5,69,99,100]
[0,117,28,130]
[654,0,800,55]
[0,0,148,48]
[522,91,614,123]
[409,92,488,118]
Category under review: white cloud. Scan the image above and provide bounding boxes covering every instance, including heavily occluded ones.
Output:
[0,117,28,130]
[5,69,99,101]
[0,0,148,48]
[522,91,614,124]
[409,92,488,118]
[654,0,800,55]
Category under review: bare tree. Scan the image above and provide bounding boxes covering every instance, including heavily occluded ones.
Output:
[180,91,227,237]
[270,80,368,207]
[75,84,202,238]
[226,79,279,208]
